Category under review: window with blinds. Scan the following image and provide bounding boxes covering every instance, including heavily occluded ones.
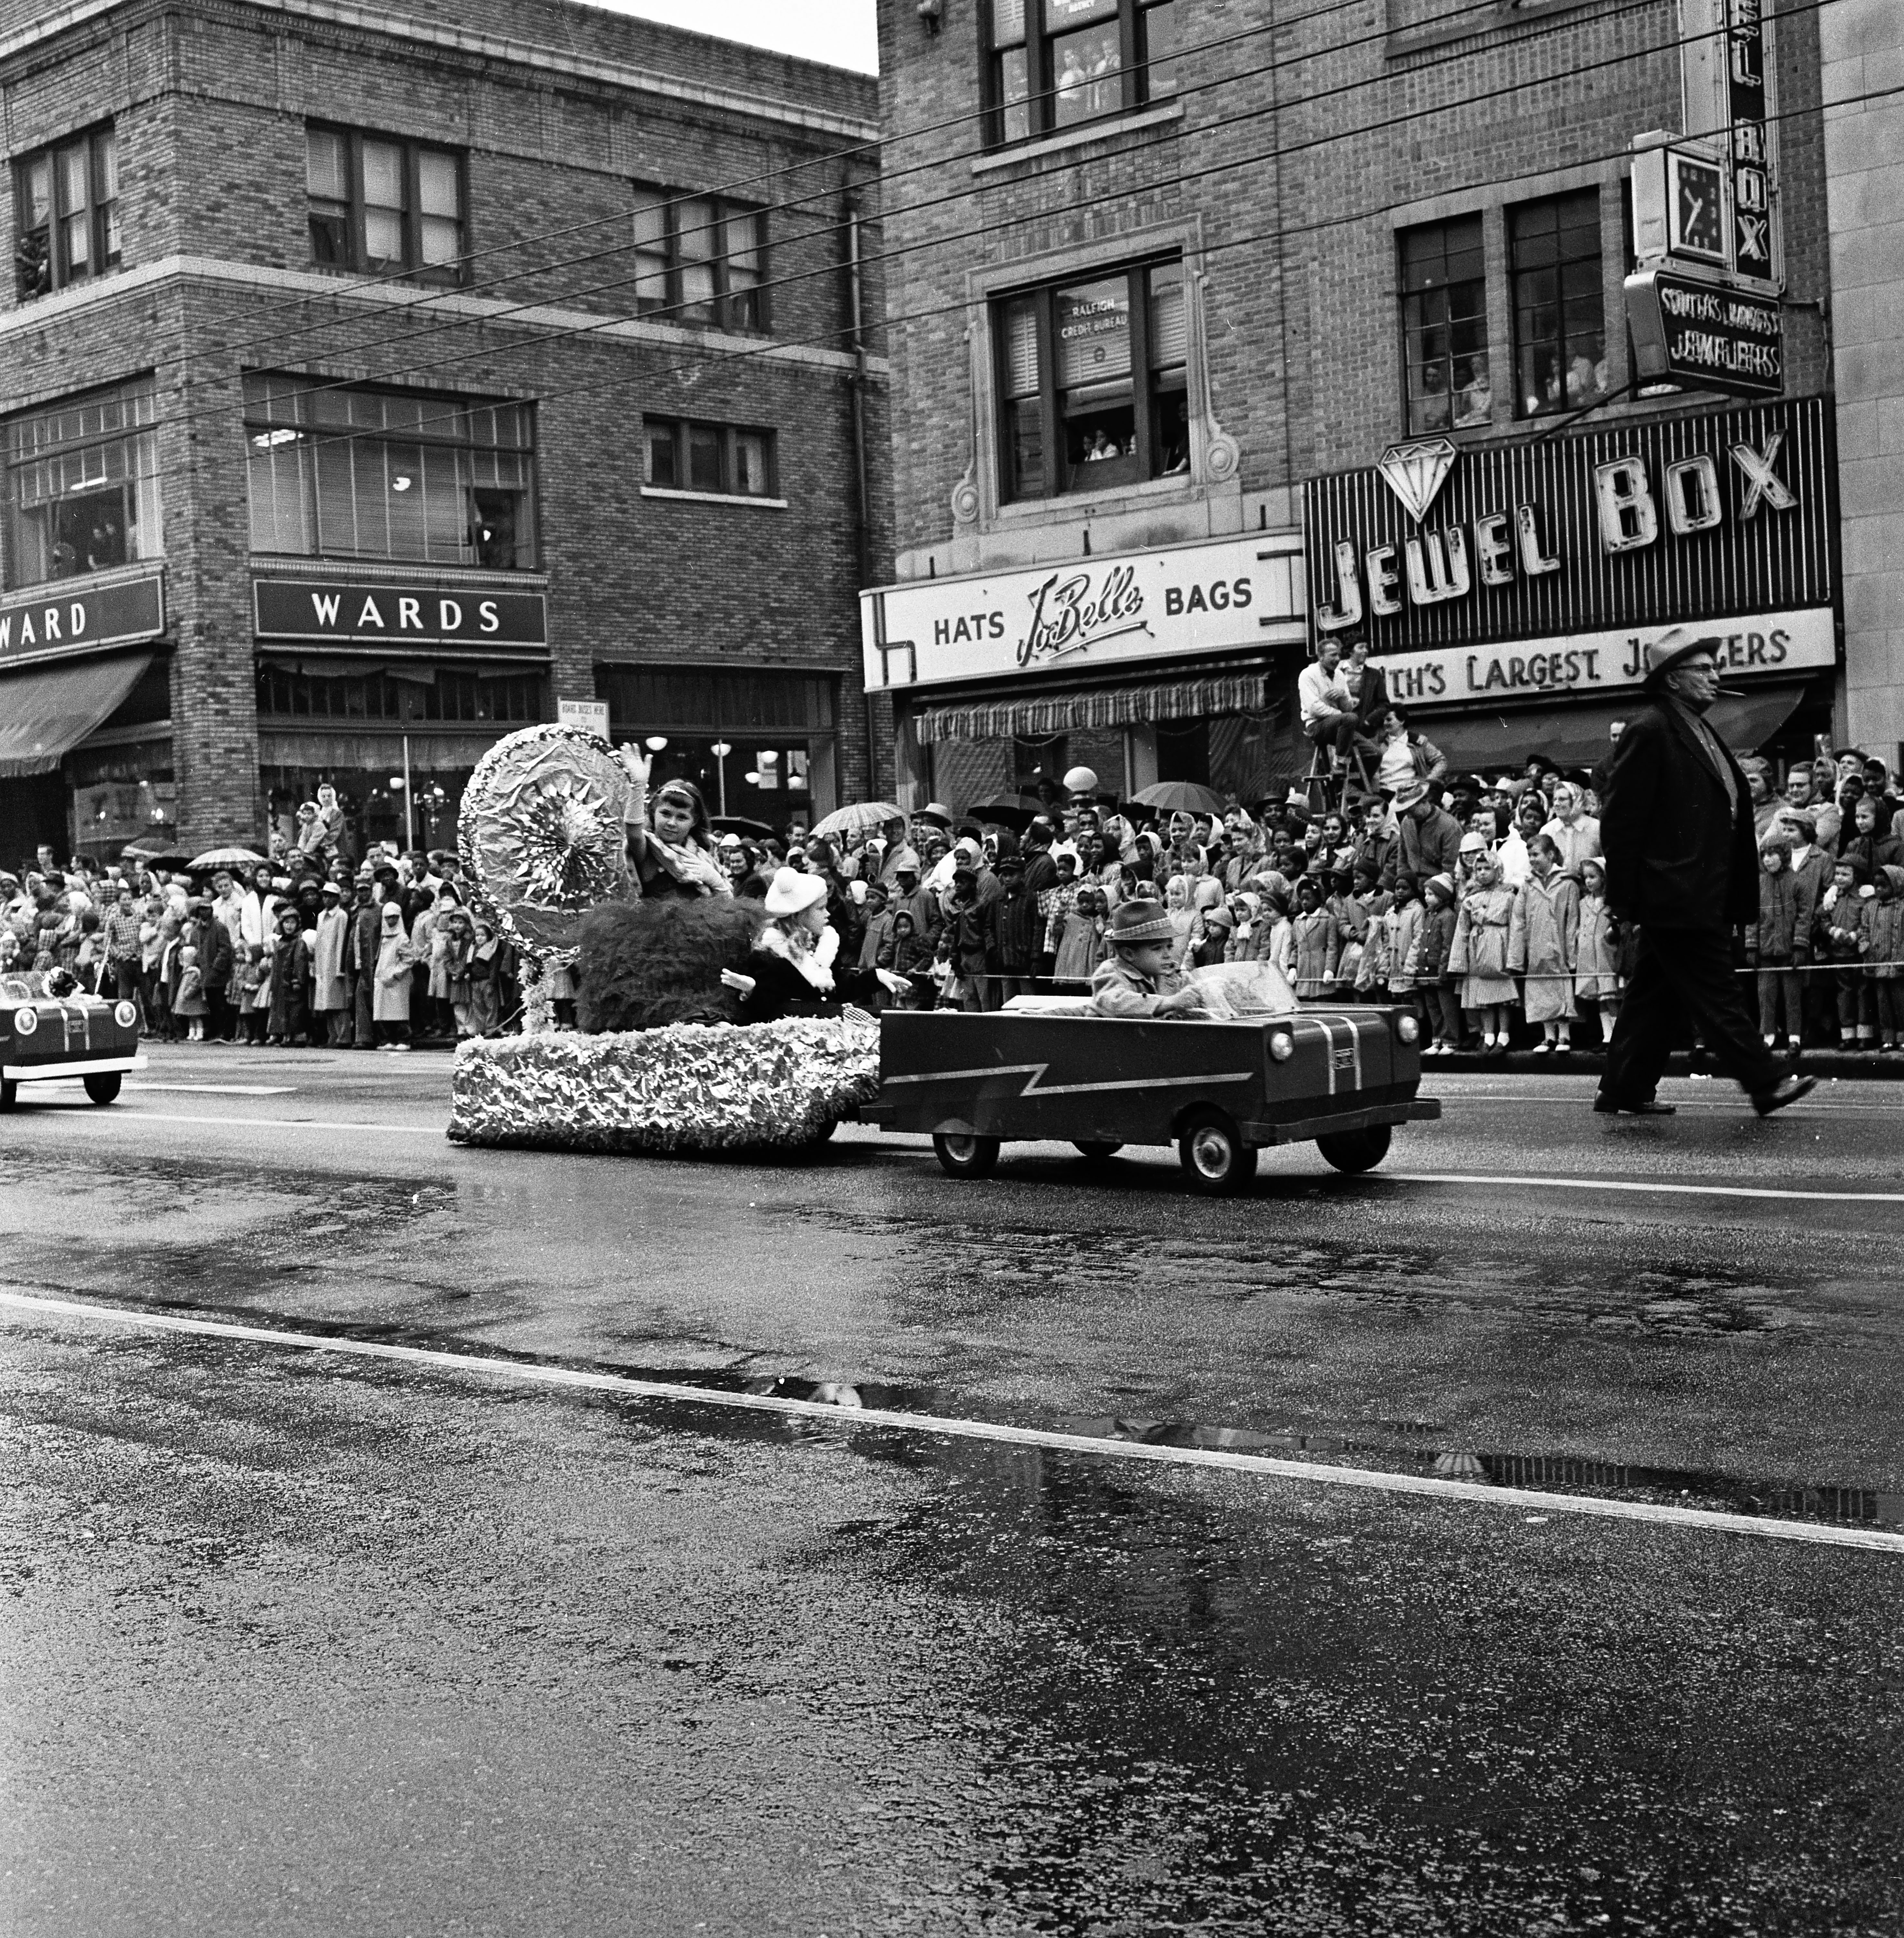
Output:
[2,379,160,590]
[991,256,1190,501]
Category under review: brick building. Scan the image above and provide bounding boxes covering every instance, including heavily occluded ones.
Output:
[0,0,886,867]
[863,0,1839,812]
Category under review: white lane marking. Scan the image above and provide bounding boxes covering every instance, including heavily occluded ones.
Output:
[125,1082,297,1097]
[2,1287,1899,1557]
[9,1108,442,1135]
[1384,1171,1904,1205]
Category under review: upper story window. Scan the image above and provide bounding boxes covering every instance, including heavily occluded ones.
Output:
[244,374,536,569]
[14,125,119,302]
[2,379,160,590]
[987,0,1183,146]
[1509,189,1611,419]
[642,418,777,499]
[1399,215,1491,434]
[994,257,1186,502]
[306,126,464,284]
[631,187,766,332]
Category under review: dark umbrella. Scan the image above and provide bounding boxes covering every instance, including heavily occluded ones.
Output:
[967,792,1043,829]
[710,815,776,841]
[1130,781,1228,818]
[119,841,192,867]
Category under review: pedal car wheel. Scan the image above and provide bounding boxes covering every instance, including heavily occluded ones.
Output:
[84,1073,122,1106]
[1316,1124,1392,1173]
[933,1130,1000,1179]
[1176,1109,1257,1195]
[1073,1140,1123,1161]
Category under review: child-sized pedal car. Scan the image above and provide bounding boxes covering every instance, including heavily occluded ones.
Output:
[861,1001,1439,1193]
[1,974,146,1108]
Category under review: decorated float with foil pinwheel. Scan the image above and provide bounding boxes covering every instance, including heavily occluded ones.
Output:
[446,722,877,1154]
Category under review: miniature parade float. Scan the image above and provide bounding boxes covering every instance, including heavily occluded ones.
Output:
[446,724,878,1153]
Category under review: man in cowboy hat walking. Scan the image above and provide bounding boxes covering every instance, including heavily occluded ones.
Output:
[1597,630,1813,1117]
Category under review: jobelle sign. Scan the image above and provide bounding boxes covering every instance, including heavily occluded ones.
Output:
[860,534,1307,691]
[1301,397,1836,696]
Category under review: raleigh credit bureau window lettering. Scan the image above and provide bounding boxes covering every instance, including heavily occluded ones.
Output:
[13,123,119,302]
[244,375,537,569]
[307,126,464,284]
[996,258,1187,501]
[986,0,1184,145]
[2,379,161,591]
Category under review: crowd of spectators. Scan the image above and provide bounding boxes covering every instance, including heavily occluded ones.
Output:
[6,738,1899,1059]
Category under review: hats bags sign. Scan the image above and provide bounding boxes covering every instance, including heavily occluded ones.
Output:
[1301,394,1835,711]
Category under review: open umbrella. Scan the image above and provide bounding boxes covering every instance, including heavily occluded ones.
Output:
[188,845,268,870]
[808,800,905,840]
[120,841,192,867]
[710,815,776,841]
[966,792,1044,829]
[1130,781,1228,818]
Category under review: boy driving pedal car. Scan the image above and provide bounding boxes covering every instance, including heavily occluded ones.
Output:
[1090,899,1206,1018]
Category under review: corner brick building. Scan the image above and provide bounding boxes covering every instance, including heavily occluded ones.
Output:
[863,0,1841,812]
[0,0,887,863]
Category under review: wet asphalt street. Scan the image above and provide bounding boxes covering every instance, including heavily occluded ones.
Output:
[3,1045,1903,1936]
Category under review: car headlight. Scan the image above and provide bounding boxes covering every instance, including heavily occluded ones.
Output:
[114,1000,138,1029]
[14,1005,38,1036]
[1396,1015,1420,1044]
[1268,1031,1294,1062]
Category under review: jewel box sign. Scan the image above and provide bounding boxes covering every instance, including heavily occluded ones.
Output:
[1301,394,1834,655]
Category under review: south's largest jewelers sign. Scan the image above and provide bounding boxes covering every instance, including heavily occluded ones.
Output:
[860,533,1307,691]
[1302,396,1834,669]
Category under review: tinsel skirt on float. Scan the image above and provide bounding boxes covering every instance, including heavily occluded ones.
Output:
[446,1013,881,1153]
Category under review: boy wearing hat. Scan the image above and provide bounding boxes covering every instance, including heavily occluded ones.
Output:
[1091,900,1204,1017]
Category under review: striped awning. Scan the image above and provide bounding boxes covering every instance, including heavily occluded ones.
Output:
[915,673,1275,745]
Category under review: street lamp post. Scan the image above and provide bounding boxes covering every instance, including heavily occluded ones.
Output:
[711,741,731,817]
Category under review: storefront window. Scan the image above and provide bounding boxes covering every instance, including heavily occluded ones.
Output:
[2,378,161,590]
[255,661,546,724]
[995,257,1187,501]
[244,374,537,569]
[1510,190,1610,419]
[1400,215,1491,433]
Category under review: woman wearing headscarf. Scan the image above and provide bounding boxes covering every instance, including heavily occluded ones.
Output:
[373,901,416,1050]
[617,745,731,900]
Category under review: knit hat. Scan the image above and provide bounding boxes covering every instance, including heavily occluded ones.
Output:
[1425,872,1456,903]
[1205,904,1235,931]
[1106,900,1175,947]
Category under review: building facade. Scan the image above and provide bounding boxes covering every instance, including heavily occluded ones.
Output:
[865,0,1839,813]
[0,0,886,865]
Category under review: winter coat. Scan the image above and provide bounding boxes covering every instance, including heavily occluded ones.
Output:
[373,923,415,1021]
[1820,884,1876,965]
[1519,872,1580,1023]
[1415,902,1457,983]
[1291,908,1339,999]
[311,906,351,1009]
[1867,893,1904,979]
[1574,893,1621,1001]
[984,884,1041,975]
[1749,866,1814,964]
[1052,909,1105,982]
[173,964,208,1018]
[1449,883,1526,1006]
[268,933,311,1038]
[1383,898,1424,994]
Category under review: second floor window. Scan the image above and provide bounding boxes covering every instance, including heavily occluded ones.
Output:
[994,257,1187,501]
[2,378,160,590]
[632,188,766,331]
[1510,189,1611,419]
[307,127,464,284]
[244,374,536,568]
[988,0,1182,145]
[643,418,777,498]
[15,125,119,301]
[1400,216,1491,434]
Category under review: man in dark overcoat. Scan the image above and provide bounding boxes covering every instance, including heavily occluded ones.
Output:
[1598,631,1813,1117]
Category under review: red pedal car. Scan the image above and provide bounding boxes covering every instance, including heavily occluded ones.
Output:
[862,1004,1439,1193]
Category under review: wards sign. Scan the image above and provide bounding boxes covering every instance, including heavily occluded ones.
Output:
[252,578,547,646]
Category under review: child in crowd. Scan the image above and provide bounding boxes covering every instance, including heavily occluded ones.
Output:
[1382,876,1423,1024]
[236,941,266,1044]
[174,945,207,1042]
[466,920,503,1037]
[1052,885,1107,983]
[1820,856,1876,1048]
[1257,888,1295,985]
[1188,902,1232,968]
[1519,833,1579,1055]
[1449,838,1524,1055]
[1416,873,1461,1054]
[1291,878,1339,1000]
[1868,866,1904,1052]
[1750,837,1811,1056]
[1572,858,1621,1048]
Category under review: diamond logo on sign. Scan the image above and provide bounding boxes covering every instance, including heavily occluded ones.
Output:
[1377,439,1457,525]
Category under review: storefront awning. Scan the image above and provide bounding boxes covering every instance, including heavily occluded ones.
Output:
[1419,681,1814,775]
[916,673,1278,745]
[0,652,152,778]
